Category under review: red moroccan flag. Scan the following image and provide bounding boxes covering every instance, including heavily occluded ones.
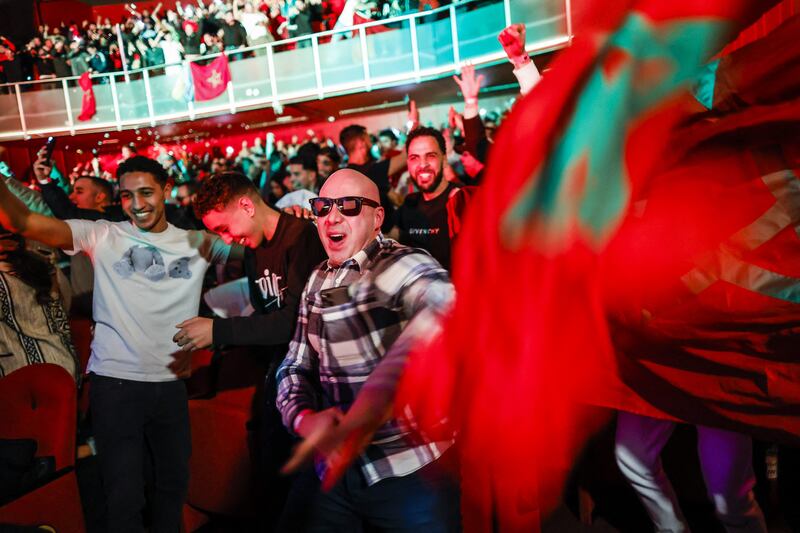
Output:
[393,1,790,531]
[77,72,95,121]
[596,11,800,440]
[190,54,231,102]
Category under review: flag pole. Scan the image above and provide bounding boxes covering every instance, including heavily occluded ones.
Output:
[116,23,130,84]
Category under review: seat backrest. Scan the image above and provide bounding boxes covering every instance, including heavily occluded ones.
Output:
[0,364,77,471]
[68,317,93,377]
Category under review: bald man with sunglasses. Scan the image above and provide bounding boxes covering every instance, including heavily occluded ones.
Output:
[276,169,460,531]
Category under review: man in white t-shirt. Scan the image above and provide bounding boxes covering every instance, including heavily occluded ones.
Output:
[0,155,238,533]
[238,1,271,45]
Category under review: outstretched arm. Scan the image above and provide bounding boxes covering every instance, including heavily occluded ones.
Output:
[0,177,74,250]
[387,99,419,176]
[0,165,53,216]
[499,23,541,95]
[453,63,485,120]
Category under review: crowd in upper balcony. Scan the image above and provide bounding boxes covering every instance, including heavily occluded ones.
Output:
[0,0,456,85]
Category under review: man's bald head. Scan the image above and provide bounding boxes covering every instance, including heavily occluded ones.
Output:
[316,169,384,267]
[319,169,379,203]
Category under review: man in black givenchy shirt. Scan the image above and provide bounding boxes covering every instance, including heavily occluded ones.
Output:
[395,127,471,271]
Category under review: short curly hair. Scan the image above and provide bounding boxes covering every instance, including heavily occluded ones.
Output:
[117,155,168,186]
[193,172,260,219]
[339,124,368,154]
[406,126,446,154]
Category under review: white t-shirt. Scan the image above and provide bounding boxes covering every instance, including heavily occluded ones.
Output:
[275,189,317,210]
[241,12,268,41]
[160,39,183,66]
[66,220,230,382]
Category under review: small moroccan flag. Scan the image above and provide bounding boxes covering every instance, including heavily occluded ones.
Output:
[77,71,96,121]
[189,54,231,102]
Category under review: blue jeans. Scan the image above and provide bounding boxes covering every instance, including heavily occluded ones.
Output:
[307,455,461,532]
[90,374,191,533]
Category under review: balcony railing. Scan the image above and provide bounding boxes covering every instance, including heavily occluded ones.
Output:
[0,0,571,141]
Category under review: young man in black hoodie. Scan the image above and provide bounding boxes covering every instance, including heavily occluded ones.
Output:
[176,172,326,519]
[176,171,325,350]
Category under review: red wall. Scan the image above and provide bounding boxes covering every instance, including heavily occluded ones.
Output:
[38,0,181,27]
[37,1,93,28]
[91,1,180,25]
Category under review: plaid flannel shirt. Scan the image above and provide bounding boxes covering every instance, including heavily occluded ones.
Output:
[276,234,454,485]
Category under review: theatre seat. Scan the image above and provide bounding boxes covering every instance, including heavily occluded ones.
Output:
[187,399,257,516]
[0,363,85,533]
[69,317,93,417]
[183,347,267,531]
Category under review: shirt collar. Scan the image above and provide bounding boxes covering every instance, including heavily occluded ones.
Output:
[324,233,389,273]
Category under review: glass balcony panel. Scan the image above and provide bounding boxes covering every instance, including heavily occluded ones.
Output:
[273,44,317,98]
[228,52,272,104]
[318,31,366,91]
[0,89,22,132]
[149,64,192,116]
[19,80,69,131]
[365,20,415,83]
[455,0,505,60]
[512,0,569,46]
[416,10,456,71]
[114,74,151,122]
[191,84,229,111]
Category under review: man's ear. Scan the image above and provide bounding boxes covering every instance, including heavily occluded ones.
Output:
[163,182,173,199]
[238,195,256,217]
[374,206,385,232]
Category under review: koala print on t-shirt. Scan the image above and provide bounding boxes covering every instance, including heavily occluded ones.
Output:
[168,257,192,279]
[113,245,193,281]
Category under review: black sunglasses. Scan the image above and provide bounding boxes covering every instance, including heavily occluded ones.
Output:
[309,196,380,217]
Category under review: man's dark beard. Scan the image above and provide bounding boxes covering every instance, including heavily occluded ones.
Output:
[413,166,443,193]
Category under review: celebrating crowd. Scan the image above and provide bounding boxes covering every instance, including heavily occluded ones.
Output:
[0,24,534,531]
[0,0,453,85]
[2,1,800,531]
